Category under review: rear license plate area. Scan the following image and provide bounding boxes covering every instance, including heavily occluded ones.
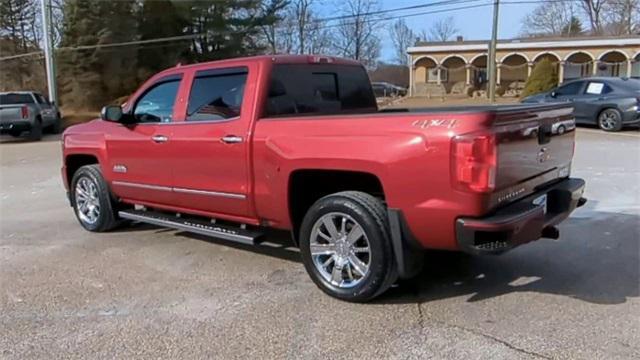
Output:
[533,194,548,214]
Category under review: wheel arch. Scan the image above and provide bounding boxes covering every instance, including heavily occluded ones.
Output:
[65,153,100,188]
[287,169,386,245]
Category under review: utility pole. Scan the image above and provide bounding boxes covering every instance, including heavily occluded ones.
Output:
[40,0,57,103]
[487,0,500,103]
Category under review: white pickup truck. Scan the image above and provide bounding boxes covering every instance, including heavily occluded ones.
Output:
[0,91,61,140]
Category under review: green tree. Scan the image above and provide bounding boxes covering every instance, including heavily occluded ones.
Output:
[137,0,190,79]
[562,16,584,35]
[183,0,286,63]
[58,0,138,108]
[521,59,559,98]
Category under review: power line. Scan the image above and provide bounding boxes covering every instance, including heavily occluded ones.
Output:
[0,0,587,62]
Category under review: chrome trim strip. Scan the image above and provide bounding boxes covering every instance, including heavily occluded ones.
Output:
[112,180,172,192]
[111,181,246,199]
[173,187,246,199]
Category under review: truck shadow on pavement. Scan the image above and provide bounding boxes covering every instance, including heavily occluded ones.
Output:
[379,207,639,306]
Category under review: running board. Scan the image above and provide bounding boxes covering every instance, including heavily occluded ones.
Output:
[118,210,263,245]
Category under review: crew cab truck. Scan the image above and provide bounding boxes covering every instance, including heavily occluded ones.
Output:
[61,55,586,302]
[1,91,61,140]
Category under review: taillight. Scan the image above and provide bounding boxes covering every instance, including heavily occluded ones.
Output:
[20,105,29,119]
[451,133,497,193]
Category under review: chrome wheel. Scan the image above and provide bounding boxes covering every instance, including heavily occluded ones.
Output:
[75,177,100,224]
[599,110,619,131]
[310,212,371,288]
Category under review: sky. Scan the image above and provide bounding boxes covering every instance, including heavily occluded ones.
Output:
[376,0,539,62]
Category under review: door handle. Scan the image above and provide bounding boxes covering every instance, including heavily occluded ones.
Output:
[221,135,243,144]
[151,135,168,143]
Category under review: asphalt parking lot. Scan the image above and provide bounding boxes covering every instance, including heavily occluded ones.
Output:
[1,128,639,359]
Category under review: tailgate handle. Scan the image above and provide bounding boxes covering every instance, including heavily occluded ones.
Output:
[538,125,551,145]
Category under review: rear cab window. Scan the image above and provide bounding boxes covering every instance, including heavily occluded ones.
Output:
[0,93,35,105]
[265,64,377,118]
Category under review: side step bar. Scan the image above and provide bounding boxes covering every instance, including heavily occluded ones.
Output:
[118,210,264,245]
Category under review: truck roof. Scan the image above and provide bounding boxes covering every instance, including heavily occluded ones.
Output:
[155,54,363,77]
[0,91,37,95]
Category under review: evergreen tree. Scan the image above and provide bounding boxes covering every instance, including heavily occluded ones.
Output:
[522,59,559,98]
[137,0,189,79]
[562,16,584,36]
[58,0,138,108]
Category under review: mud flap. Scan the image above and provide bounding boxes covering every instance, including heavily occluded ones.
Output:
[388,209,424,279]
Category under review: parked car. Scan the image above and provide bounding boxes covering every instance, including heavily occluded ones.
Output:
[371,82,407,98]
[0,91,61,140]
[61,55,586,302]
[521,77,640,132]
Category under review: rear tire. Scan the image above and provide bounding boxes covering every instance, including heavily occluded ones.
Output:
[299,191,397,302]
[70,164,120,232]
[49,114,62,134]
[598,108,623,132]
[28,118,42,141]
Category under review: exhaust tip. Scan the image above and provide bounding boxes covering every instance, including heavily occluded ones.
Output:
[577,197,587,208]
[542,226,560,240]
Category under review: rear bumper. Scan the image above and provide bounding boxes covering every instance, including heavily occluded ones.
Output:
[0,121,31,134]
[456,178,586,255]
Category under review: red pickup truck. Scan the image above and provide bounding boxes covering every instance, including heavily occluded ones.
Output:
[61,55,586,302]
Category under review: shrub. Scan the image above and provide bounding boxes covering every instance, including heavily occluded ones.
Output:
[521,59,558,98]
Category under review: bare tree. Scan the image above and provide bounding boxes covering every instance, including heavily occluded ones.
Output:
[427,16,458,42]
[603,0,639,35]
[580,0,608,34]
[522,1,579,36]
[389,19,415,65]
[261,0,332,55]
[333,0,381,68]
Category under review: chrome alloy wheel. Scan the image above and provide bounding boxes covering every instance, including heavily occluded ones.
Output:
[599,110,619,131]
[309,212,371,288]
[75,177,100,224]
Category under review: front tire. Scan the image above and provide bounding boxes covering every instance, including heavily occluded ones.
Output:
[28,118,42,141]
[70,164,120,232]
[49,114,62,134]
[299,191,397,302]
[598,108,623,132]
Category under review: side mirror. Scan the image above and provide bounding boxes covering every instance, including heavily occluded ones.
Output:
[550,91,557,98]
[100,105,123,122]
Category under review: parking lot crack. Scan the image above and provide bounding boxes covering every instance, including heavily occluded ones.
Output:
[443,320,552,359]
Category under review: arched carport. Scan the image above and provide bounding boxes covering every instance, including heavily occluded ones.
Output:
[470,54,487,89]
[564,51,594,80]
[499,53,528,95]
[532,52,561,83]
[413,56,439,84]
[440,55,467,94]
[411,56,440,96]
[597,50,629,77]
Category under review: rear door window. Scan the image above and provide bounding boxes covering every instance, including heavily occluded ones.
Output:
[34,93,49,105]
[186,68,248,122]
[584,82,612,95]
[265,64,377,117]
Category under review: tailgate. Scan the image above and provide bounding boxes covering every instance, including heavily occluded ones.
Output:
[0,106,24,123]
[490,104,575,209]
